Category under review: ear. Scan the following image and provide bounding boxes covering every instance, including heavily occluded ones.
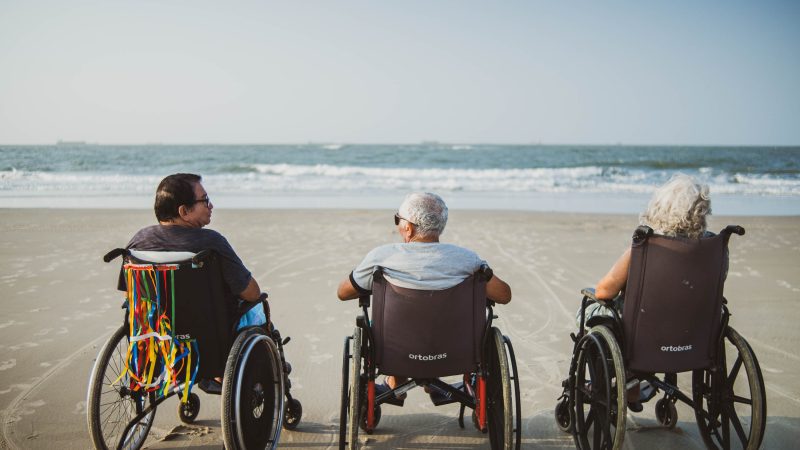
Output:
[177,204,188,218]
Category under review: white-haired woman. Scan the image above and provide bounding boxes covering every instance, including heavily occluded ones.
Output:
[582,173,713,411]
[595,173,712,299]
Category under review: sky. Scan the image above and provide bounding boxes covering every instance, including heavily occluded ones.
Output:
[0,1,798,146]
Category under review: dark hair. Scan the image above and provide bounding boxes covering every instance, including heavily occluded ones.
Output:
[154,173,202,222]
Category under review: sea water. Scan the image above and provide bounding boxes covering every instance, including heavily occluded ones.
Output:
[0,144,798,215]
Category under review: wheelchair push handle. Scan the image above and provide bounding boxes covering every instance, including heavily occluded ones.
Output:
[724,225,745,236]
[103,248,129,263]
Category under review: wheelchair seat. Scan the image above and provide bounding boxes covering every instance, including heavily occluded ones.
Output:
[340,267,521,450]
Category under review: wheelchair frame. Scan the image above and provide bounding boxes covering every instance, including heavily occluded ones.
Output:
[86,248,302,450]
[555,226,767,450]
[338,269,521,450]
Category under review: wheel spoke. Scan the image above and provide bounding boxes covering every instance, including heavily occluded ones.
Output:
[728,354,743,386]
[725,402,750,446]
[732,394,752,405]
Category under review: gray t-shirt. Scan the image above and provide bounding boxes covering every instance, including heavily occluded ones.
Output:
[126,225,252,296]
[350,242,487,292]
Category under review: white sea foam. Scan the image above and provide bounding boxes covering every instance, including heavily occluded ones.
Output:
[2,165,799,198]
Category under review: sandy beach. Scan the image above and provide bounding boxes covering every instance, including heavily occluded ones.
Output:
[0,208,797,449]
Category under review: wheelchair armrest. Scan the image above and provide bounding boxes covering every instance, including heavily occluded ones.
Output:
[103,248,129,263]
[581,287,598,301]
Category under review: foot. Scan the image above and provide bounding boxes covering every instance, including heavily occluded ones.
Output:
[428,383,461,406]
[375,382,405,407]
[198,378,222,395]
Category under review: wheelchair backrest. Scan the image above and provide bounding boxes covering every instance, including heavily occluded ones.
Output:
[120,249,233,387]
[371,270,487,378]
[622,226,739,373]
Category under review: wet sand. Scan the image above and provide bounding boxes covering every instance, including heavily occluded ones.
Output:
[0,209,797,449]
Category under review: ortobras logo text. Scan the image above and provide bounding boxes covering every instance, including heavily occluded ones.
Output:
[408,353,447,361]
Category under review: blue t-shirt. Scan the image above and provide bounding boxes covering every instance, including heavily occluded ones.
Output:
[350,242,487,292]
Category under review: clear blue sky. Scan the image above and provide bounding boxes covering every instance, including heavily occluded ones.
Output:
[1,1,798,145]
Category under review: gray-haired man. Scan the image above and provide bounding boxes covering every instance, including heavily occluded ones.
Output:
[337,192,511,403]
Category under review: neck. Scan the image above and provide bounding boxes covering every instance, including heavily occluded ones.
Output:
[408,234,439,243]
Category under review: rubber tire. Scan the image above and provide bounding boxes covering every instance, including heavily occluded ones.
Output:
[692,327,767,450]
[221,328,284,450]
[655,398,678,429]
[283,398,302,430]
[572,325,626,450]
[87,325,155,450]
[486,327,514,450]
[555,398,573,433]
[347,327,363,450]
[177,393,201,424]
[339,336,351,450]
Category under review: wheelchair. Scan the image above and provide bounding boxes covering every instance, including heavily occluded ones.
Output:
[339,267,521,450]
[86,249,302,450]
[554,225,767,450]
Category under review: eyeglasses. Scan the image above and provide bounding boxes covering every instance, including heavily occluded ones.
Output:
[191,196,211,208]
[394,213,415,226]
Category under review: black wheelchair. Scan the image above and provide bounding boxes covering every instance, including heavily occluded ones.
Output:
[339,267,521,450]
[555,226,767,450]
[86,249,302,450]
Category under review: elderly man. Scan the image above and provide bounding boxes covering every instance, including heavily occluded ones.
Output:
[337,192,511,404]
[125,173,264,392]
[126,173,261,302]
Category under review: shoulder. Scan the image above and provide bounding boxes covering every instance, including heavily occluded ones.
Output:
[438,243,481,258]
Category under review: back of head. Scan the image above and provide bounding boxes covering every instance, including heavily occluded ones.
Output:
[154,173,202,222]
[639,173,710,239]
[400,192,449,238]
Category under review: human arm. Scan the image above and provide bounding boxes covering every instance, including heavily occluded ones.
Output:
[337,271,372,301]
[239,277,261,302]
[595,248,631,300]
[337,277,359,300]
[487,274,512,304]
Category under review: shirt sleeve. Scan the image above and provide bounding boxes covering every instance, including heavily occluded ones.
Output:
[208,231,253,296]
[350,246,384,293]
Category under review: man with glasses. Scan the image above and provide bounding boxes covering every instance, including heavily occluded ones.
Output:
[125,173,264,393]
[126,173,261,302]
[337,192,511,403]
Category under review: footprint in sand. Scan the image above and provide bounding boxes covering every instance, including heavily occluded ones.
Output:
[304,334,321,343]
[73,401,87,415]
[19,399,46,416]
[0,359,16,371]
[9,342,39,351]
[309,354,333,364]
[0,320,20,329]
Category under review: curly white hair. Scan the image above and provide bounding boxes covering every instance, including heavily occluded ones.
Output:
[639,173,711,239]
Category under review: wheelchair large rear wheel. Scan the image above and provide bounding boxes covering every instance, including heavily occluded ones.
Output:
[692,327,766,450]
[572,325,626,450]
[338,333,352,450]
[486,327,521,450]
[221,327,284,450]
[87,325,155,450]
[345,327,363,450]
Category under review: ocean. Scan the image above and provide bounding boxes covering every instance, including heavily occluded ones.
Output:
[1,144,798,215]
